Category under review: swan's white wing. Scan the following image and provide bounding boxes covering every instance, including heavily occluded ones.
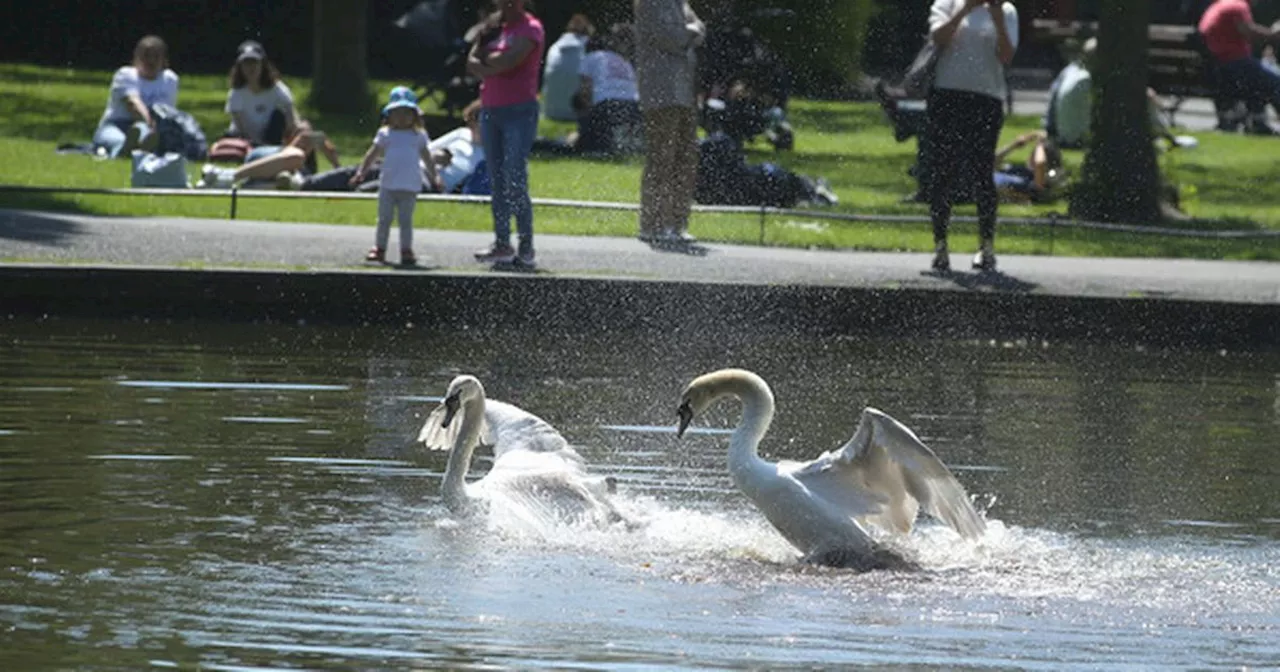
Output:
[416,403,494,452]
[790,407,986,539]
[478,449,622,527]
[482,399,579,462]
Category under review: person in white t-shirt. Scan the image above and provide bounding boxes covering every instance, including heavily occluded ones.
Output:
[574,25,643,154]
[926,0,1018,273]
[542,14,594,121]
[224,41,341,170]
[351,87,443,267]
[225,41,299,146]
[430,100,486,193]
[93,35,179,158]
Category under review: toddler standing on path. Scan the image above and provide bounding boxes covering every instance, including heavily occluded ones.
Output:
[352,87,442,266]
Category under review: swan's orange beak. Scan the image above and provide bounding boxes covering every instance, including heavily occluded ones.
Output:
[676,400,693,438]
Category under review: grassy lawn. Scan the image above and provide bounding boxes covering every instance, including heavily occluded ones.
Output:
[1,62,1277,260]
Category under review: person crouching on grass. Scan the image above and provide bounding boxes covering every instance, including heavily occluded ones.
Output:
[352,87,443,267]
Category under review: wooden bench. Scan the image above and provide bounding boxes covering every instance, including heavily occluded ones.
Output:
[1032,19,1223,127]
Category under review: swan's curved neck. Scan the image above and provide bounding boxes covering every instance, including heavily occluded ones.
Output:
[725,376,775,491]
[441,394,486,510]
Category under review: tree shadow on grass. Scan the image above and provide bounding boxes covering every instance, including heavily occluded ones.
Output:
[786,105,887,135]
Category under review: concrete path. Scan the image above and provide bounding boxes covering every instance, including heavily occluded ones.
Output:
[1,209,1276,305]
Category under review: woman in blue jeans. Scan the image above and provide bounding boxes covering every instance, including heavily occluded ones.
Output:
[93,35,179,158]
[467,0,545,266]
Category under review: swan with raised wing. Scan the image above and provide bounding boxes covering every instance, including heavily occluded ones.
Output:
[676,368,986,570]
[419,375,624,528]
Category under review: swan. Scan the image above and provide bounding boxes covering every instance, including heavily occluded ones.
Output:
[418,375,623,528]
[676,368,986,571]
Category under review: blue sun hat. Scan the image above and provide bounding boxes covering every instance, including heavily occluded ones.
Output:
[382,86,422,116]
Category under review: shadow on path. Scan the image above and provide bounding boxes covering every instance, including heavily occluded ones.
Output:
[0,209,83,246]
[922,268,1039,293]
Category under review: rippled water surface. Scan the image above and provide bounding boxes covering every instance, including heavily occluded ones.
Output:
[1,317,1277,670]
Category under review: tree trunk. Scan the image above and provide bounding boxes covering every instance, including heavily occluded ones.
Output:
[310,0,371,115]
[1069,0,1163,224]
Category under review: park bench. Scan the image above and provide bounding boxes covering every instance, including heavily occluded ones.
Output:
[1031,19,1228,127]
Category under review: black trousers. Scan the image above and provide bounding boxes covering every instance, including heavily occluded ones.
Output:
[926,88,1004,244]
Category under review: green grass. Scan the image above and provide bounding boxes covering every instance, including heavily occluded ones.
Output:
[1,62,1278,260]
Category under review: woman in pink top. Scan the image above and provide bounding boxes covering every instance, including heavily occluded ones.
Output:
[1198,0,1280,130]
[467,0,545,266]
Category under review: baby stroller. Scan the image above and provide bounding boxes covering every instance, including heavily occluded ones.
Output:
[390,0,478,118]
[698,10,794,151]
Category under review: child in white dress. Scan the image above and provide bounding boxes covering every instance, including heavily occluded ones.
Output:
[352,87,443,266]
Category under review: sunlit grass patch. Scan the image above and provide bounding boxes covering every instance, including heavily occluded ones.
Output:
[0,62,1276,260]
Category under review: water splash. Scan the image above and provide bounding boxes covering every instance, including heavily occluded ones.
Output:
[425,490,1278,620]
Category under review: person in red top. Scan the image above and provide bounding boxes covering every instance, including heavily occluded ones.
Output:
[467,0,545,267]
[1198,0,1280,130]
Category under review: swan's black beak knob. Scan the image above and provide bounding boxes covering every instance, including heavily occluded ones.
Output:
[676,400,693,438]
[441,393,461,429]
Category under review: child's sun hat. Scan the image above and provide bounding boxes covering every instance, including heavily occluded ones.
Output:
[383,86,422,116]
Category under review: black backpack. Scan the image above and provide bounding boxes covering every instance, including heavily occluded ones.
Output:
[151,103,208,161]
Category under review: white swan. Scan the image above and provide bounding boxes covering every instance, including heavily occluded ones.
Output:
[676,368,986,571]
[418,375,623,528]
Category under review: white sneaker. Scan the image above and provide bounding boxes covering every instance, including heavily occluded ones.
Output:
[275,171,305,190]
[971,247,997,271]
[198,164,236,189]
[659,229,697,243]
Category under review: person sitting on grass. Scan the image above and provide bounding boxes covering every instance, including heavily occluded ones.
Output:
[992,130,1065,204]
[92,35,178,159]
[300,99,485,194]
[223,41,340,170]
[1046,38,1193,151]
[572,24,643,155]
[542,14,594,122]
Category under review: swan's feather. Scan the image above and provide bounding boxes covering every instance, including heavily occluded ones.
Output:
[792,407,985,539]
[417,397,573,460]
[478,399,579,461]
[418,403,492,451]
[422,377,625,528]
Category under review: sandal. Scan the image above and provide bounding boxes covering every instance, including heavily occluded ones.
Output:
[400,251,417,266]
[365,247,385,262]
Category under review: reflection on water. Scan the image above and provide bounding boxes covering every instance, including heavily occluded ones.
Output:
[0,317,1277,670]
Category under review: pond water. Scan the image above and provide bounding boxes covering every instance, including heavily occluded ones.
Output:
[1,317,1277,670]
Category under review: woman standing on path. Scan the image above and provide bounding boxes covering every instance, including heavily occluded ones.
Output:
[633,0,704,244]
[927,0,1018,272]
[467,0,545,267]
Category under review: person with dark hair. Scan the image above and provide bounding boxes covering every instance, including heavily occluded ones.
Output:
[224,41,339,169]
[468,0,545,266]
[92,35,178,158]
[225,41,298,148]
[926,0,1018,273]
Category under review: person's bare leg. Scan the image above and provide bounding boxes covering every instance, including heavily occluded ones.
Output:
[233,146,306,180]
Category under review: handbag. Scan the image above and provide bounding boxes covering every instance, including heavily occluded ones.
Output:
[130,150,190,188]
[902,0,958,99]
[208,136,252,163]
[901,39,939,99]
